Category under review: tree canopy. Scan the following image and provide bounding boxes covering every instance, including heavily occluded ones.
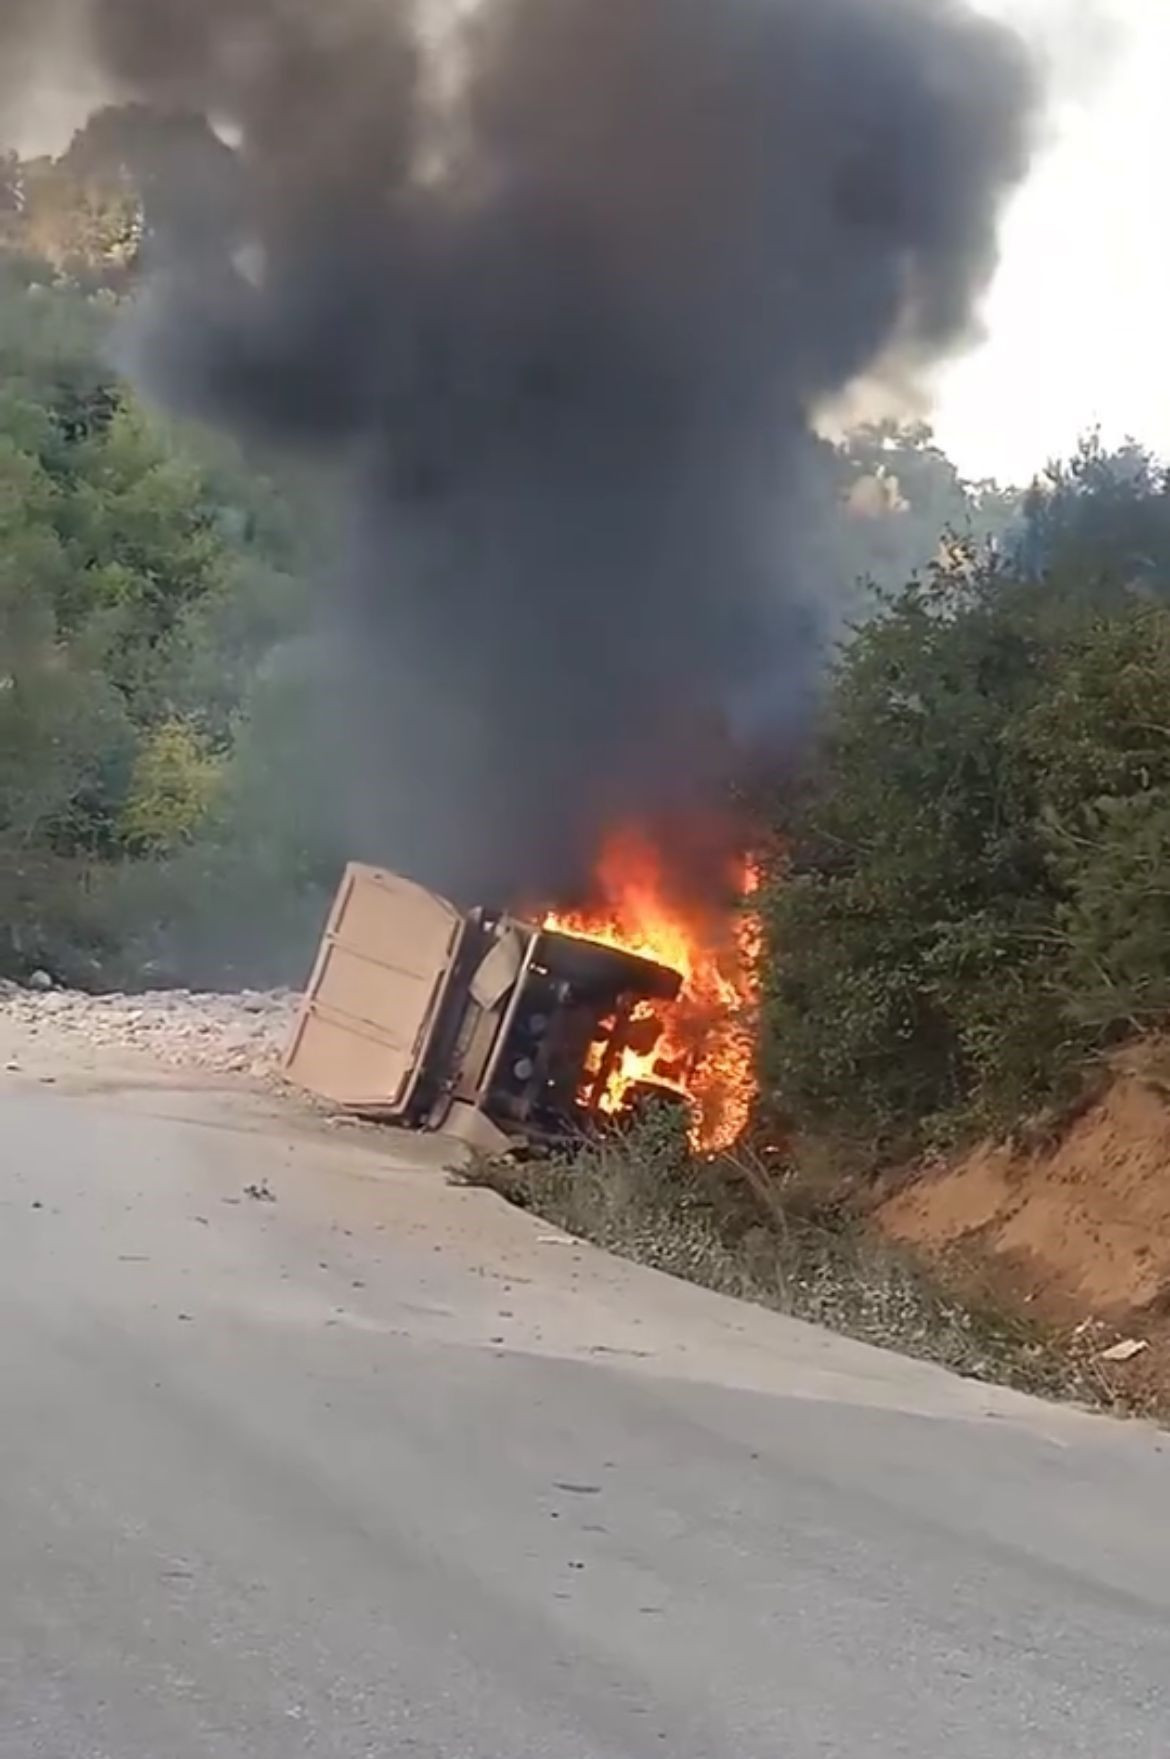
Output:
[760,443,1170,1155]
[0,244,315,977]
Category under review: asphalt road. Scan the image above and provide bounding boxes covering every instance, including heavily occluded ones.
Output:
[2,1078,1169,1758]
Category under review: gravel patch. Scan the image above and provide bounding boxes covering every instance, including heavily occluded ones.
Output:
[0,980,299,1082]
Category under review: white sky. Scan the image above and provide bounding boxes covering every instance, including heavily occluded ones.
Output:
[931,0,1170,484]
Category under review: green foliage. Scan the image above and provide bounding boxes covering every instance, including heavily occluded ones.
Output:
[761,449,1170,1156]
[120,719,223,854]
[0,126,344,986]
[0,246,319,979]
[1021,609,1170,1033]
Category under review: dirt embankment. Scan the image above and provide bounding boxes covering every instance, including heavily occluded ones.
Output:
[877,1047,1170,1412]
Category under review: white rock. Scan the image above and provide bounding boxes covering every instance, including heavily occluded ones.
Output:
[1099,1338,1149,1364]
[3,983,294,1083]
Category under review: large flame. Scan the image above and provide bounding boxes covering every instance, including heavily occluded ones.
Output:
[543,828,759,1152]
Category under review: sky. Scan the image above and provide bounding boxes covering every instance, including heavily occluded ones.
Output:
[932,0,1170,485]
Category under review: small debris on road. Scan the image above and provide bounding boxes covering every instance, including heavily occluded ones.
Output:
[244,1180,277,1203]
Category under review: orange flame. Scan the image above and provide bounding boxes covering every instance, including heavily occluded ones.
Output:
[543,828,759,1152]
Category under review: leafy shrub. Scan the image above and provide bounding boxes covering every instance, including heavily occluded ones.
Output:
[120,718,222,854]
[761,450,1170,1154]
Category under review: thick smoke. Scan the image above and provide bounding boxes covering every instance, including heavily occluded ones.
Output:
[4,0,1037,903]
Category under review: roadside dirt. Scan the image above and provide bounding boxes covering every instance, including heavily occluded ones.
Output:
[877,1046,1170,1416]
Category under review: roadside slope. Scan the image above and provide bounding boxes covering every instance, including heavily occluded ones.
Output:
[879,1046,1170,1411]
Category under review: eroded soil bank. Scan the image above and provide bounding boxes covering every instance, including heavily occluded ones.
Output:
[878,1045,1170,1414]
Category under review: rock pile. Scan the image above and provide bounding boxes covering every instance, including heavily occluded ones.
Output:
[0,980,299,1081]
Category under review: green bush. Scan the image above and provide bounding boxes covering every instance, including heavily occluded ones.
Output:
[120,718,223,854]
[760,449,1170,1155]
[0,255,320,982]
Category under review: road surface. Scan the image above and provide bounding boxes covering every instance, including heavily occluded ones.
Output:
[1,1073,1168,1757]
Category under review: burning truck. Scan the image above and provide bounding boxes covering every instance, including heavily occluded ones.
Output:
[285,845,756,1156]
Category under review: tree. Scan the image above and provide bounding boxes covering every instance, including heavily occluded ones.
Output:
[761,552,1066,1147]
[1021,608,1170,1033]
[0,262,316,978]
[120,719,223,855]
[760,446,1170,1153]
[832,420,1021,602]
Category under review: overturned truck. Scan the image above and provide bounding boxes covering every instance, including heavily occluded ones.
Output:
[285,863,683,1153]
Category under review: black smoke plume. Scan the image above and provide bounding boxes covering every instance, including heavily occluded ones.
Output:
[4,0,1037,903]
